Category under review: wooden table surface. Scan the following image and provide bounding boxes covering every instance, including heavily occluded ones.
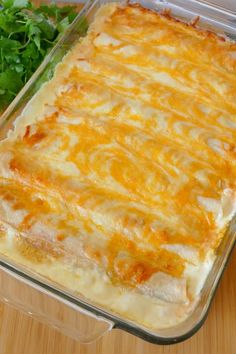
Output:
[0,249,234,354]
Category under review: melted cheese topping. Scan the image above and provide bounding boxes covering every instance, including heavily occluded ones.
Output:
[0,3,235,329]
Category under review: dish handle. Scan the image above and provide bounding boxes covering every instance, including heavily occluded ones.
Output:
[0,266,114,343]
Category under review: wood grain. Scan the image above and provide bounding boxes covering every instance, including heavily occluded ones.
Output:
[0,249,234,354]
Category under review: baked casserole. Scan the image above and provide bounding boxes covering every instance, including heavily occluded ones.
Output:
[0,2,235,329]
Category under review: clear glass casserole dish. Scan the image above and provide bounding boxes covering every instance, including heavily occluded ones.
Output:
[0,0,235,345]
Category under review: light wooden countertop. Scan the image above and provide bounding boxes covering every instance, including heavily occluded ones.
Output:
[0,249,234,354]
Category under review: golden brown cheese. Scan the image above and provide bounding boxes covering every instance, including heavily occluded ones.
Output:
[0,3,235,329]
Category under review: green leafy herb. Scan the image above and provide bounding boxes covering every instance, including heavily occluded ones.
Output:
[0,0,83,110]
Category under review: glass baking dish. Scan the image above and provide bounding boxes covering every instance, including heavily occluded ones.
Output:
[0,0,235,345]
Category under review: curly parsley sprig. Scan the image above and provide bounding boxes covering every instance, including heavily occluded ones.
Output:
[0,0,79,110]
